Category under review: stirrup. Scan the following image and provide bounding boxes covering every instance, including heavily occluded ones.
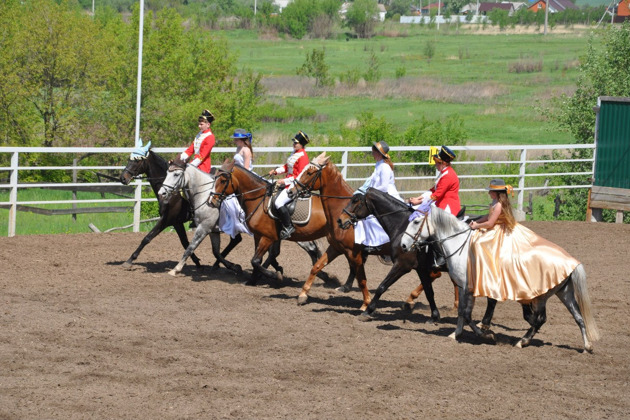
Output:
[280,225,295,240]
[364,246,381,254]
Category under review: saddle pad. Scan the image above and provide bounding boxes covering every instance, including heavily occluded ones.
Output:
[266,196,312,225]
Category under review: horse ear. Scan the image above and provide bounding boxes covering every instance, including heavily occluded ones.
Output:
[314,152,326,164]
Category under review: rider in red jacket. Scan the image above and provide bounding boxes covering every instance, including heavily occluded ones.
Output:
[268,131,310,239]
[180,109,215,173]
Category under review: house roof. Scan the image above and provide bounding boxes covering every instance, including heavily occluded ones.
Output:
[529,0,579,11]
[479,2,514,13]
[421,2,445,10]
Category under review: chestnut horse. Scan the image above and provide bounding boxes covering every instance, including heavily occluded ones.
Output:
[210,160,373,310]
[290,154,441,321]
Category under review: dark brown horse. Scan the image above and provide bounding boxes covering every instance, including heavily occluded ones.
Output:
[289,153,441,321]
[210,160,374,310]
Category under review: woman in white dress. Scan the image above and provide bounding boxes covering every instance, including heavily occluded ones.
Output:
[219,129,253,239]
[354,141,403,251]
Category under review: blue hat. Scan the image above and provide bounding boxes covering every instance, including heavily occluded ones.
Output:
[433,145,456,163]
[231,128,250,141]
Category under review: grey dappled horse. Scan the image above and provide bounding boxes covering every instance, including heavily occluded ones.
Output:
[157,158,241,276]
[400,207,599,352]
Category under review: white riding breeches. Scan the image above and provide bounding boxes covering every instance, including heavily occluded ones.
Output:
[274,184,294,208]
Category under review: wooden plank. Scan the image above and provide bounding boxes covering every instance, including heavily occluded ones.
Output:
[590,200,630,212]
[0,204,132,215]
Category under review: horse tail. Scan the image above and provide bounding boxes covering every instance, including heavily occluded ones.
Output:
[572,264,600,342]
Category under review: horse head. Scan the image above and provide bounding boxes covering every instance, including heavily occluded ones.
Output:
[289,152,329,200]
[158,157,187,201]
[337,192,369,230]
[210,160,238,208]
[120,139,152,185]
[400,209,432,252]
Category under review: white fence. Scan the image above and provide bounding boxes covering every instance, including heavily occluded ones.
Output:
[0,144,596,237]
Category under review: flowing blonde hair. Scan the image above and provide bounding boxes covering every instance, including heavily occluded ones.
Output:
[497,191,516,231]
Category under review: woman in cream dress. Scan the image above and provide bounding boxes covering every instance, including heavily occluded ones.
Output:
[468,179,580,302]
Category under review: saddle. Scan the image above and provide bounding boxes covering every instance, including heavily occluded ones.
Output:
[266,187,312,225]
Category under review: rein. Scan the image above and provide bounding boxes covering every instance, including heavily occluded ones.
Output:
[407,214,473,259]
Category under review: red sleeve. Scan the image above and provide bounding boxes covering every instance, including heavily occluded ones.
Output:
[184,143,195,157]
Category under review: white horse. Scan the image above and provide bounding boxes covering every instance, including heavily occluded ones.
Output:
[157,159,238,276]
[400,206,599,352]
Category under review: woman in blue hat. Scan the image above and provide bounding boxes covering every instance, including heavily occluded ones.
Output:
[409,145,461,216]
[218,129,254,240]
[354,141,404,251]
[468,179,580,302]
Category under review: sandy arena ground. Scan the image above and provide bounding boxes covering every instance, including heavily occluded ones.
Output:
[1,220,630,419]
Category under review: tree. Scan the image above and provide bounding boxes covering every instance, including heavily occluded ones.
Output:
[345,0,379,39]
[296,48,333,88]
[1,0,117,147]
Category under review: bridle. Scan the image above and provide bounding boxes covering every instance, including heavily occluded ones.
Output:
[211,169,235,204]
[338,194,367,229]
[404,212,473,260]
[291,162,324,199]
[159,159,187,198]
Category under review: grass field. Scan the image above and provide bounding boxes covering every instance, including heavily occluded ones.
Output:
[221,25,599,145]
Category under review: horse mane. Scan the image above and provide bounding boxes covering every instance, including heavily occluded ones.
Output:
[430,206,467,236]
[367,188,411,212]
[324,162,354,195]
[232,161,271,185]
[148,150,168,172]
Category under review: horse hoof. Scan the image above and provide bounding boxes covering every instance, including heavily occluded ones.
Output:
[168,269,178,276]
[584,344,594,354]
[233,264,243,275]
[275,270,284,283]
[357,312,373,322]
[515,341,523,348]
[297,294,308,306]
[336,285,351,293]
[477,322,490,331]
[431,310,441,323]
[448,332,457,340]
[401,302,414,314]
[122,261,133,270]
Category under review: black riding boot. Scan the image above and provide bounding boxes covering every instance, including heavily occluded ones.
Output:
[433,248,446,269]
[276,205,295,240]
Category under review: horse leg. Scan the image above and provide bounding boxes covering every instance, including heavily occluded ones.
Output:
[298,245,342,306]
[478,298,498,330]
[359,261,411,321]
[262,241,283,274]
[169,225,210,276]
[403,283,425,313]
[122,218,168,269]
[516,300,547,348]
[209,232,242,275]
[450,287,490,341]
[352,255,371,312]
[248,237,280,285]
[211,233,242,270]
[555,280,592,353]
[298,241,340,288]
[416,266,440,323]
[173,223,202,268]
[336,251,365,293]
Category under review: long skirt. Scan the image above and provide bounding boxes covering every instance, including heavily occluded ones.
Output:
[354,215,390,247]
[468,223,580,302]
[219,195,252,239]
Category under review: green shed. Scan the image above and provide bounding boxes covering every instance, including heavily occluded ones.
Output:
[587,96,630,223]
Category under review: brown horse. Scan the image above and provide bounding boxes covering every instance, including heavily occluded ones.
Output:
[289,153,441,321]
[210,161,374,308]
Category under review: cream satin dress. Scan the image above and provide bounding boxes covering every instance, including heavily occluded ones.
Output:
[468,207,580,302]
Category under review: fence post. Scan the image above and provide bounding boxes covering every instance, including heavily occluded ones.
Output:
[133,179,142,232]
[517,148,526,212]
[341,150,348,179]
[8,152,18,237]
[72,158,78,221]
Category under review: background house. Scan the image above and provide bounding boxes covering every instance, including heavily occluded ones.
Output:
[528,0,579,13]
[478,2,516,16]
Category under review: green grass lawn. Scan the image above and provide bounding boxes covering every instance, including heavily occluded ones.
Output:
[221,26,597,145]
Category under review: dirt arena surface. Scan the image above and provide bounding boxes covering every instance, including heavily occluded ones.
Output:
[1,220,630,419]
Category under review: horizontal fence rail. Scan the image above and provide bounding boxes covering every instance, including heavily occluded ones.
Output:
[0,144,596,237]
